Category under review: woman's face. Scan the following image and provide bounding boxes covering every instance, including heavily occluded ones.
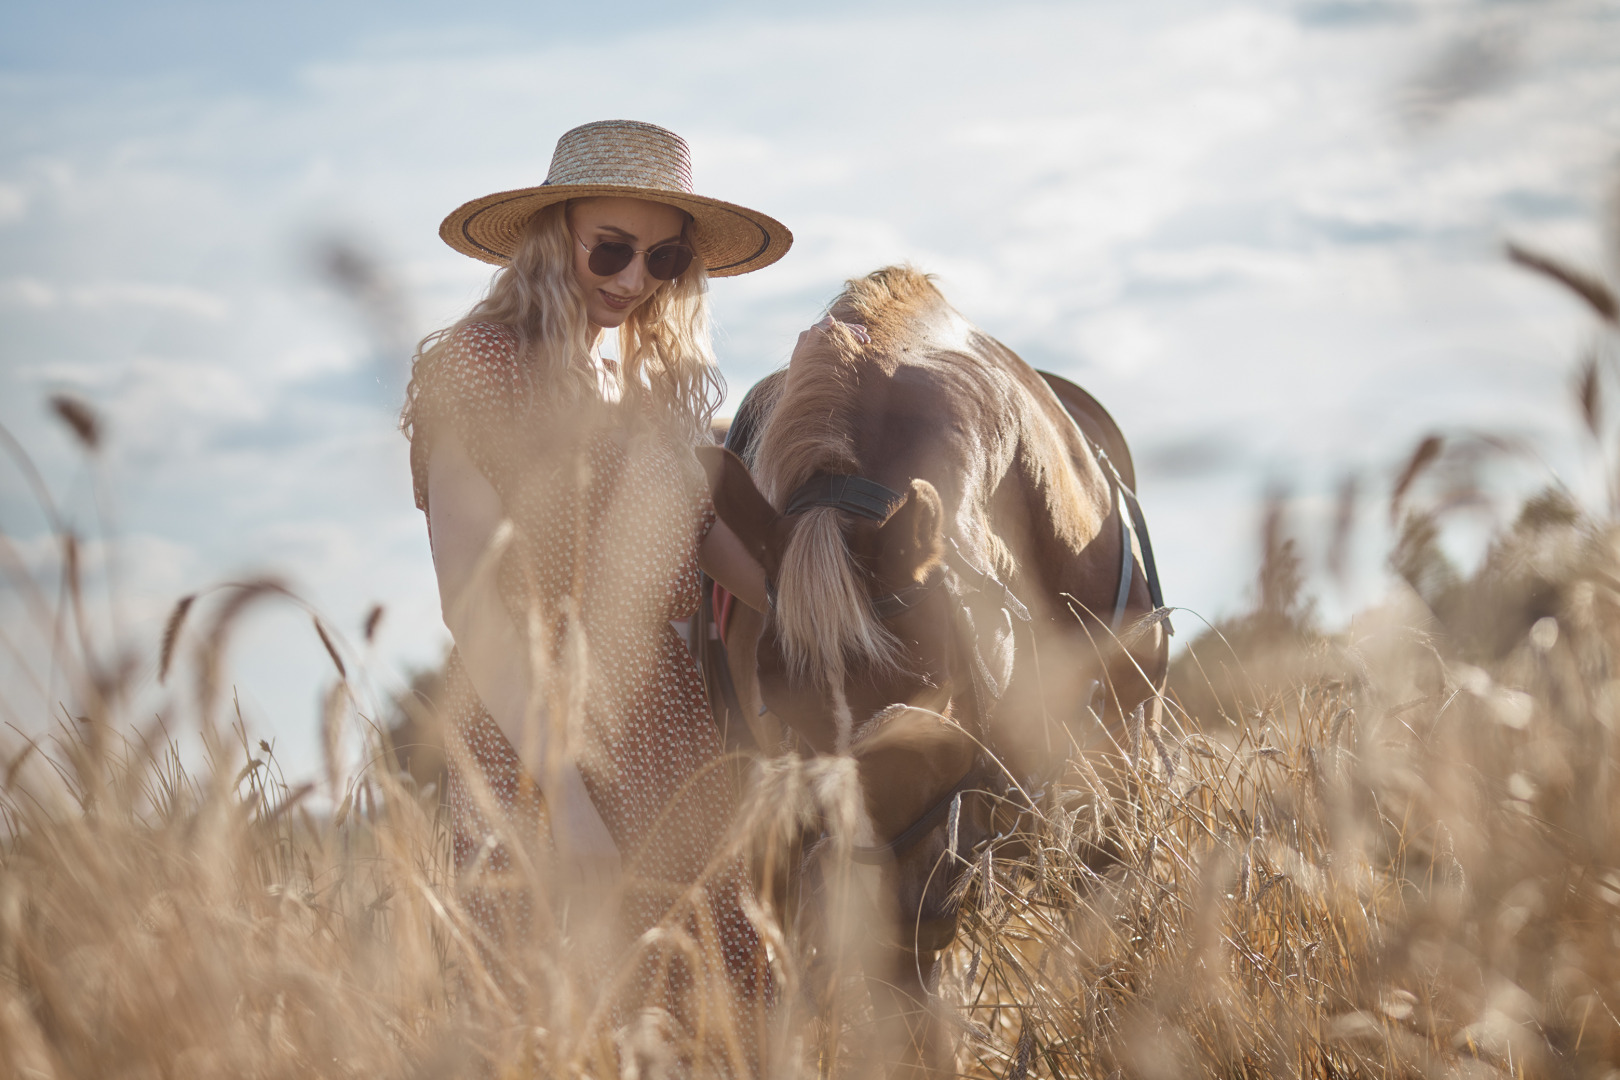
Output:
[568,197,690,332]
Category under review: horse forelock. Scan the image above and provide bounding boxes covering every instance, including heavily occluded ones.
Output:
[772,506,905,689]
[754,267,956,687]
[755,339,902,684]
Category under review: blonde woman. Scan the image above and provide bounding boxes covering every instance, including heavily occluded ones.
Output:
[402,121,784,1062]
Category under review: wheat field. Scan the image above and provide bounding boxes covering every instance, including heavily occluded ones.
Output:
[5,238,1620,1078]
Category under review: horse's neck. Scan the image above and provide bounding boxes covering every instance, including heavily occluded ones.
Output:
[986,369,1116,611]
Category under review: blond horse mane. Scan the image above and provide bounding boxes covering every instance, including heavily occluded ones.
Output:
[753,267,957,686]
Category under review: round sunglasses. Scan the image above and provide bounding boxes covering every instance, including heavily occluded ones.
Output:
[576,235,695,281]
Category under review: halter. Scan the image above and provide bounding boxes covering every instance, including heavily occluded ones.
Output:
[784,473,907,522]
[780,470,1111,630]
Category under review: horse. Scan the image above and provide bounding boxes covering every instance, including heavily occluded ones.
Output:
[697,266,1171,1078]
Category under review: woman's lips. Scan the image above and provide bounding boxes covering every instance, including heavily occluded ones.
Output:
[600,291,635,310]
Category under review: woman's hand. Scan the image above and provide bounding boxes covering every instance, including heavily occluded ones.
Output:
[547,762,622,907]
[792,314,870,360]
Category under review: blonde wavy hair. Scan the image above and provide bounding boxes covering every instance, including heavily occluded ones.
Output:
[401,200,724,443]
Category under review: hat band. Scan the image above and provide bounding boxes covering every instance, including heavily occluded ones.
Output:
[544,165,694,193]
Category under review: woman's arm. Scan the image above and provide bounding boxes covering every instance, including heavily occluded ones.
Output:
[426,433,531,761]
[699,517,768,612]
[426,431,619,888]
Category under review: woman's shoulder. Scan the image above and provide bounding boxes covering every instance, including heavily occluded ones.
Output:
[413,320,527,427]
[430,321,522,388]
[441,320,519,365]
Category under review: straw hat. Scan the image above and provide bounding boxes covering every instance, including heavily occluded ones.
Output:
[439,120,792,277]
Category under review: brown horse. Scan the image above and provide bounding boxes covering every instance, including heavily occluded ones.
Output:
[699,266,1171,1077]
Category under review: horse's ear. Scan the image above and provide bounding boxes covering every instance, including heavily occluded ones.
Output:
[696,446,786,577]
[878,478,945,585]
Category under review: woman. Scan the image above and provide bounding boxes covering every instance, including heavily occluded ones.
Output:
[402,120,786,1068]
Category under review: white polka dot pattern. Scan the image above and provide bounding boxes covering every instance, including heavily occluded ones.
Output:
[410,321,770,1063]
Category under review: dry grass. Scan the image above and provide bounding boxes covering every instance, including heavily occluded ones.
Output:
[11,465,1620,1079]
[6,247,1620,1078]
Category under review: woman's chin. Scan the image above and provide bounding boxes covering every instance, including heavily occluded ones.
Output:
[589,308,630,330]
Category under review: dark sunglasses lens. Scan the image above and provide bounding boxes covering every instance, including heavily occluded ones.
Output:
[587,241,635,277]
[645,243,694,281]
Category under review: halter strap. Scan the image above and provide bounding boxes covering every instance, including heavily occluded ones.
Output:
[871,582,928,619]
[850,764,981,864]
[784,473,906,522]
[942,538,1031,622]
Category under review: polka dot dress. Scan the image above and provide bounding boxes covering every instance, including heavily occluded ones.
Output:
[410,322,770,1065]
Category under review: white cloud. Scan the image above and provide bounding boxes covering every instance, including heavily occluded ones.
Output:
[1,276,56,306]
[275,341,365,380]
[0,277,228,319]
[1130,246,1309,287]
[75,282,229,320]
[0,182,27,223]
[1072,308,1171,376]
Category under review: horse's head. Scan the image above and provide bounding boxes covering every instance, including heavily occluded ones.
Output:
[701,445,1013,759]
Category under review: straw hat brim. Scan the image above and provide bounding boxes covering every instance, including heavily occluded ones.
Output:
[440,183,792,278]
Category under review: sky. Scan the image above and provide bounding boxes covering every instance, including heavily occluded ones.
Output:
[2,0,1618,780]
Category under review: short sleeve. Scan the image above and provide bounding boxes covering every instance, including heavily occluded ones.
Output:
[409,322,522,514]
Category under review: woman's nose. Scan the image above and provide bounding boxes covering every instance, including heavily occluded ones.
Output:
[614,254,650,293]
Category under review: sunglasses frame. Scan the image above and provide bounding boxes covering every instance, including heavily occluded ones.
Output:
[576,234,696,281]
